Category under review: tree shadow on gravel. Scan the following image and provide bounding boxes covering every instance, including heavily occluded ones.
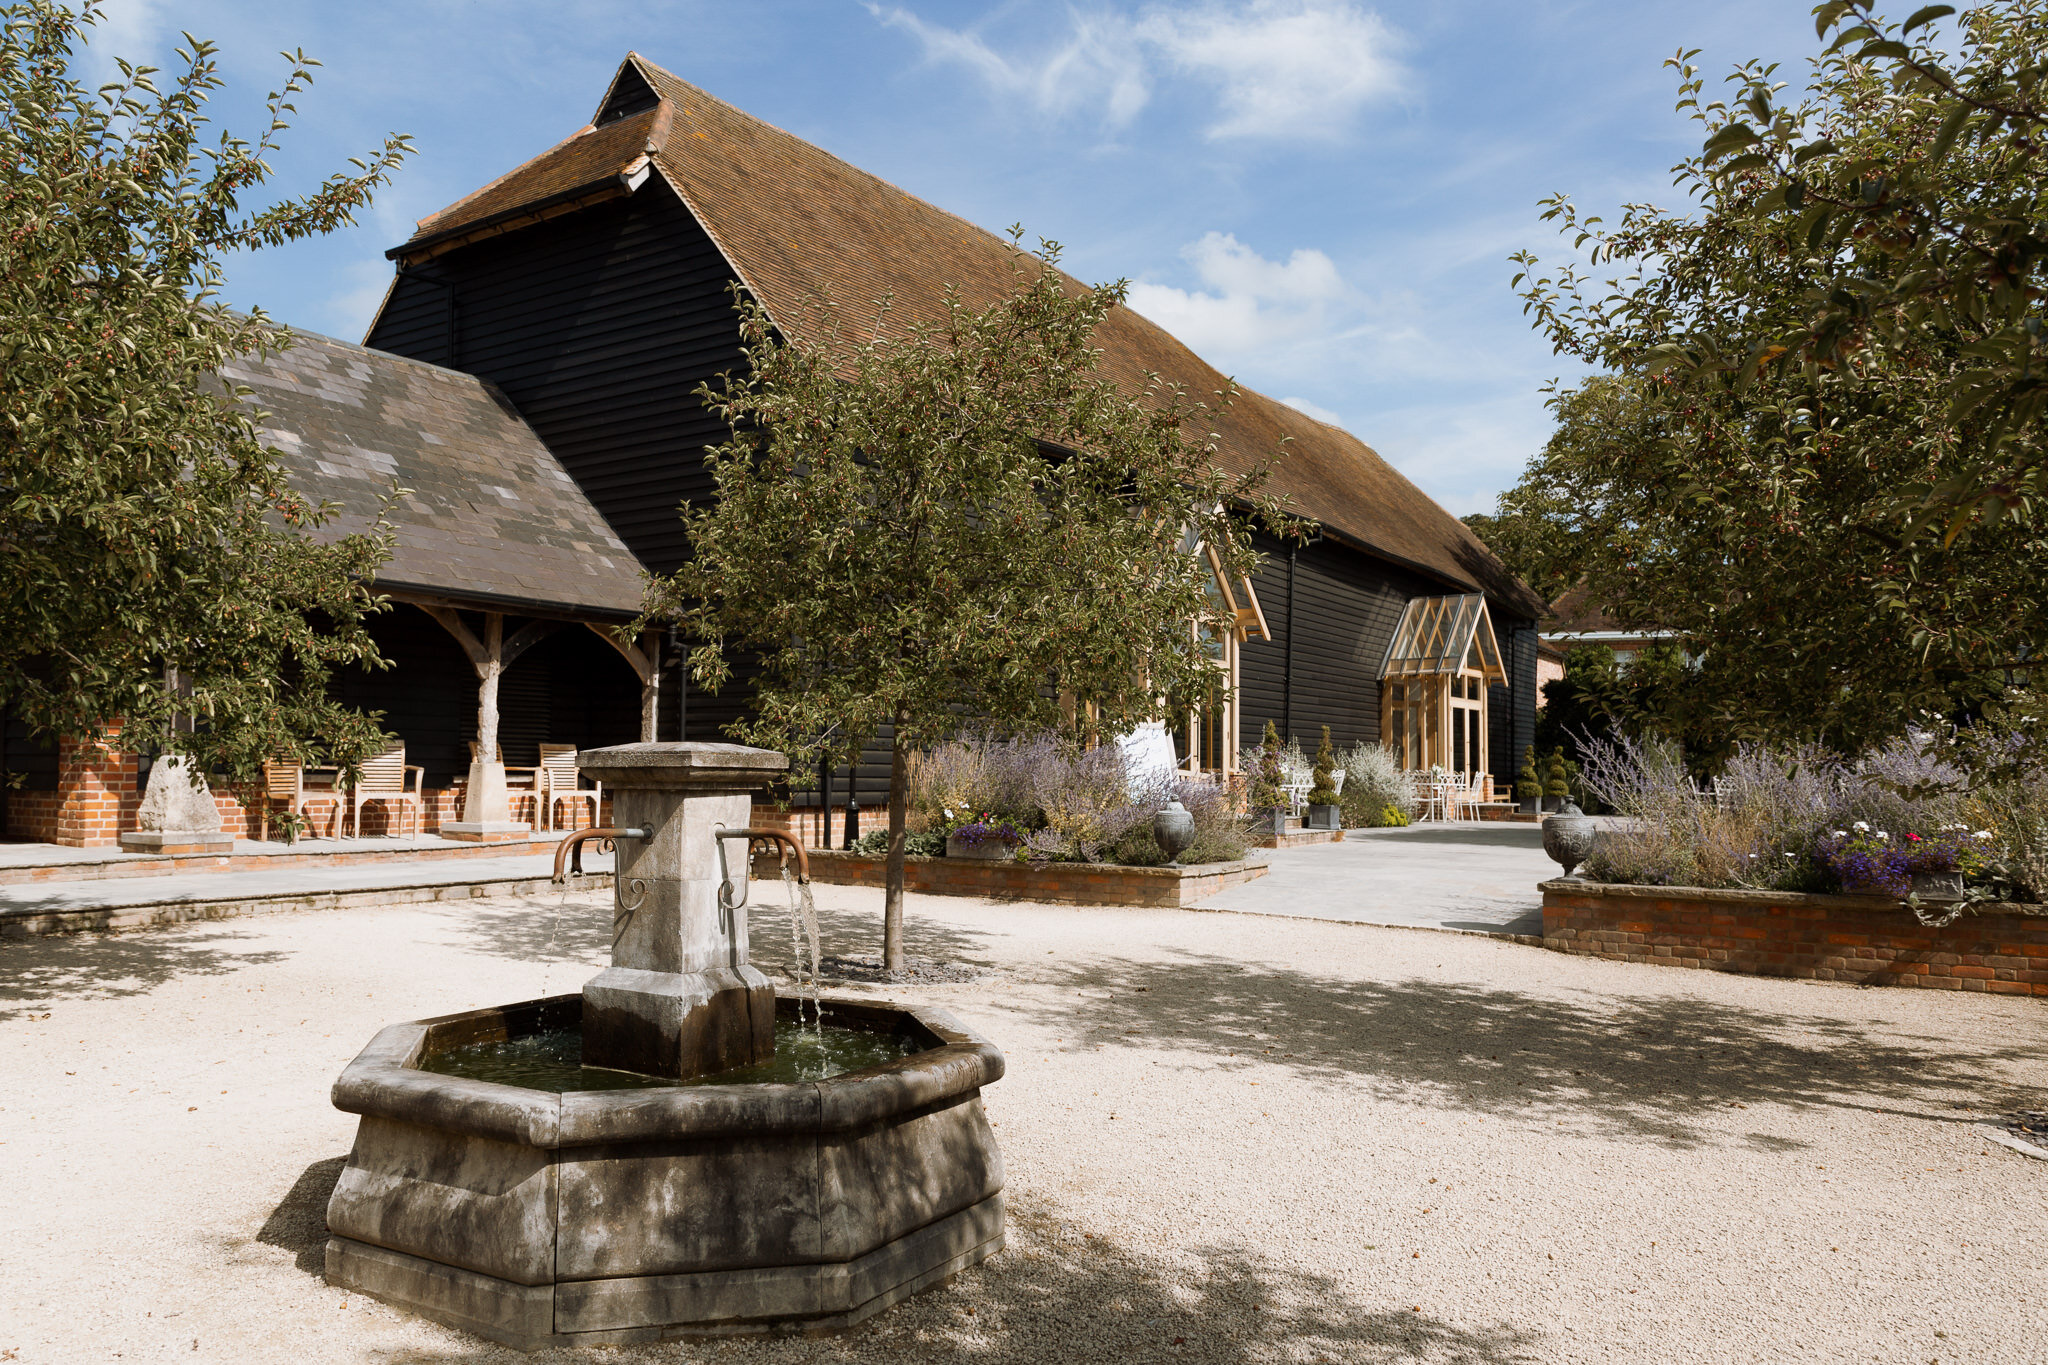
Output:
[422,891,617,966]
[358,1195,1540,1365]
[0,927,289,1021]
[431,890,1000,981]
[259,1155,347,1276]
[1004,948,2040,1149]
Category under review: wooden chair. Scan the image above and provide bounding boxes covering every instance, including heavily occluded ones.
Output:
[537,744,600,832]
[260,759,342,841]
[346,744,424,839]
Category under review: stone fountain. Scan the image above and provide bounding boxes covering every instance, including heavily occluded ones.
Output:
[322,743,1005,1349]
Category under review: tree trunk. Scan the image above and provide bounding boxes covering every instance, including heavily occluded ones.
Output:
[883,719,909,974]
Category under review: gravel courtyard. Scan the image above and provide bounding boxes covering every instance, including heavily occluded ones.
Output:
[1,882,2042,1364]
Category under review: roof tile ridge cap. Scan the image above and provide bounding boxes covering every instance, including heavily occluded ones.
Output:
[635,54,1052,271]
[644,97,675,154]
[407,117,625,238]
[642,150,775,332]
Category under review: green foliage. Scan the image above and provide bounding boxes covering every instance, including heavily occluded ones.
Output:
[1371,802,1411,829]
[646,234,1295,965]
[1508,3,2048,752]
[0,2,412,791]
[1543,747,1572,802]
[1248,719,1287,809]
[1337,739,1416,828]
[1515,745,1542,802]
[1306,725,1339,806]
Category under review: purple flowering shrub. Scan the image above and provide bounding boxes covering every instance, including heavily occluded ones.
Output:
[906,729,1251,865]
[1579,730,1996,896]
[1812,826,1986,897]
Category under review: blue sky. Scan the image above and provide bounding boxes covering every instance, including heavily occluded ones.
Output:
[86,1,1824,515]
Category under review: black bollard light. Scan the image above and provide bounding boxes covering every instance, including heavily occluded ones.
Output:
[843,792,860,850]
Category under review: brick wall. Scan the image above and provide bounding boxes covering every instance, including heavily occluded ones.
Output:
[41,729,142,848]
[802,848,1268,908]
[5,758,617,847]
[1542,882,2048,996]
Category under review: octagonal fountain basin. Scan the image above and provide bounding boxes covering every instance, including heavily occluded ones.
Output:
[323,993,1005,1351]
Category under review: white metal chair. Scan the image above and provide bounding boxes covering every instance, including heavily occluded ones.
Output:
[537,744,600,832]
[346,743,424,839]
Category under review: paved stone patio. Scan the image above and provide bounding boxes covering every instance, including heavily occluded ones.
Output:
[1196,823,1552,936]
[1,879,2042,1363]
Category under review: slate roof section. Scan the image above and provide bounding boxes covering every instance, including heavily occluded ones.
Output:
[219,330,648,619]
[396,53,1545,619]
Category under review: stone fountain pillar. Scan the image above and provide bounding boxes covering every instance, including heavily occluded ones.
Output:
[573,742,787,1079]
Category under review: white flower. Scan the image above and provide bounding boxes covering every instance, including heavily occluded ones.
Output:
[1876,831,1889,840]
[1853,821,1870,832]
[1784,852,1797,860]
[1831,830,1847,839]
[1975,830,1994,841]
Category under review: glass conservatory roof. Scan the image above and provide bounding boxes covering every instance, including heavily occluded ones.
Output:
[1378,594,1506,682]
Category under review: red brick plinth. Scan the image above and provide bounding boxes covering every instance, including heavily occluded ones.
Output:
[804,850,1269,908]
[1541,881,2048,996]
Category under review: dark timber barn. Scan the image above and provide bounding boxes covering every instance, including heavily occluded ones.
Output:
[0,52,1543,848]
[355,52,1543,816]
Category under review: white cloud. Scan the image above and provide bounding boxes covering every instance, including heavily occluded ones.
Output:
[1126,231,1345,356]
[320,256,398,341]
[1280,395,1343,425]
[73,0,162,85]
[872,1,1406,140]
[868,5,1150,126]
[1141,1,1408,139]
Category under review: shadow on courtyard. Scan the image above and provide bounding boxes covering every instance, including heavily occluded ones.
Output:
[344,1192,1541,1365]
[259,1155,348,1276]
[1003,945,2036,1149]
[435,888,1005,983]
[0,926,289,1021]
[1344,826,1541,849]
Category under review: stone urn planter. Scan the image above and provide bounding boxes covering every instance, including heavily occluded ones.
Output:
[1152,800,1195,864]
[1541,801,1596,879]
[1303,803,1341,831]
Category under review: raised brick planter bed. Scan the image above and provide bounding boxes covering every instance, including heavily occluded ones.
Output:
[1257,829,1343,849]
[1541,880,2048,996]
[803,849,1267,908]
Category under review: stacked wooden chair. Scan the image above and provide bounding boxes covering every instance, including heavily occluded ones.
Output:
[537,744,601,832]
[347,743,424,839]
[259,759,342,842]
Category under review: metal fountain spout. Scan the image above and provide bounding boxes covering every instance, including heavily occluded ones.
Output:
[550,825,650,884]
[713,827,810,913]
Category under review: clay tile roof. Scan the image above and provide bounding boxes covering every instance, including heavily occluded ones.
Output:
[399,53,1545,620]
[398,104,670,255]
[219,331,646,618]
[1545,584,1670,639]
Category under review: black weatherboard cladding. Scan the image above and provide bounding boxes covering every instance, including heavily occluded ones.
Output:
[1238,530,1536,787]
[366,181,744,576]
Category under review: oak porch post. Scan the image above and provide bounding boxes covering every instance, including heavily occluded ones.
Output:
[422,606,560,841]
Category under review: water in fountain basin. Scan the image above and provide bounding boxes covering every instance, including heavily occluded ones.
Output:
[418,1017,915,1093]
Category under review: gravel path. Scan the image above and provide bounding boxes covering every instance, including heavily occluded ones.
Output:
[1,883,2042,1364]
